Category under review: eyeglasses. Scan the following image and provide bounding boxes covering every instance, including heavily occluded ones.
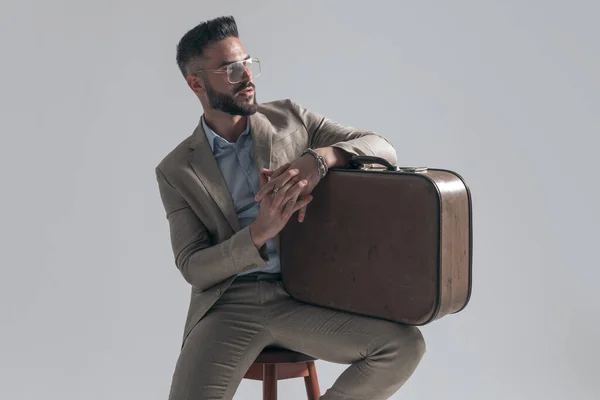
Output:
[195,57,261,84]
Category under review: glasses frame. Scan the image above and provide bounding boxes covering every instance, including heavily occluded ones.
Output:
[194,57,261,84]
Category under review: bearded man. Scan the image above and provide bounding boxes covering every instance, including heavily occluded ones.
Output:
[155,15,426,400]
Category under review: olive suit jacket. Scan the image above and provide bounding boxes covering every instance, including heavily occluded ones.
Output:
[155,99,397,347]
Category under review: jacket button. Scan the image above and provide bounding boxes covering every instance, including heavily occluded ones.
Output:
[216,289,221,296]
[243,264,256,272]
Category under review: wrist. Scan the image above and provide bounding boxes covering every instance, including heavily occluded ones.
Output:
[302,148,328,178]
[249,223,268,249]
[315,147,351,169]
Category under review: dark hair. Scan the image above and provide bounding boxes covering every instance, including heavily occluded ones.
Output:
[176,16,239,78]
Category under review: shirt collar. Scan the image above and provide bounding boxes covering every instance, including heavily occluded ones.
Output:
[201,115,250,153]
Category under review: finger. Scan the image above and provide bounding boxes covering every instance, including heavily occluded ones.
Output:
[256,176,276,200]
[298,205,307,222]
[260,163,290,179]
[284,195,313,221]
[267,163,290,179]
[262,168,275,177]
[256,165,291,200]
[292,196,313,214]
[258,170,268,188]
[270,162,290,173]
[270,178,306,215]
[287,179,308,202]
[282,198,299,221]
[265,169,301,189]
[255,168,299,201]
[267,182,292,215]
[275,179,307,214]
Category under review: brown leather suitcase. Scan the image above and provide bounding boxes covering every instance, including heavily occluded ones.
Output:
[279,156,473,325]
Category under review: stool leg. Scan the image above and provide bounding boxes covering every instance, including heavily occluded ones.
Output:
[304,361,321,400]
[263,364,277,400]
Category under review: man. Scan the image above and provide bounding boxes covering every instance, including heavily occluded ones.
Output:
[155,15,426,400]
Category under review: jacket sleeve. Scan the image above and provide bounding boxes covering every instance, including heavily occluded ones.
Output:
[155,166,269,292]
[288,99,398,166]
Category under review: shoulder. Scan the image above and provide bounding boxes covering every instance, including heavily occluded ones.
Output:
[258,99,302,118]
[154,99,306,173]
[255,98,316,129]
[155,133,194,177]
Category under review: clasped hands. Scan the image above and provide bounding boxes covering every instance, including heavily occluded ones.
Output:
[248,153,322,248]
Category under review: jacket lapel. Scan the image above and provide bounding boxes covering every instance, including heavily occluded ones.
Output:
[188,121,240,232]
[249,112,274,175]
[187,113,275,233]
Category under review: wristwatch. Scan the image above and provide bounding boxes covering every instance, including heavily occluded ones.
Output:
[301,148,328,178]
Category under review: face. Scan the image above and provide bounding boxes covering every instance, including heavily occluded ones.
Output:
[190,37,258,116]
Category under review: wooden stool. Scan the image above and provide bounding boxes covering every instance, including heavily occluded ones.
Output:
[243,346,321,400]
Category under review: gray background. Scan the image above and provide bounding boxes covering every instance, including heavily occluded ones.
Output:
[1,0,598,399]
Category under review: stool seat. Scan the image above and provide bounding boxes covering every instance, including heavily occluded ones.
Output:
[244,346,321,399]
[253,346,318,364]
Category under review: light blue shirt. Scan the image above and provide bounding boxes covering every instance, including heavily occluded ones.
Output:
[202,116,280,276]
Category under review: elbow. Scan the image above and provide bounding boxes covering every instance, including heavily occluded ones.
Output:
[175,249,211,292]
[387,145,398,166]
[376,135,398,166]
[178,259,211,293]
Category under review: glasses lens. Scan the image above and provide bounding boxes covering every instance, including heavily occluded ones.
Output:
[228,58,261,83]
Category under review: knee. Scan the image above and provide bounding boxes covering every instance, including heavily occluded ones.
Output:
[377,324,426,362]
[402,325,426,360]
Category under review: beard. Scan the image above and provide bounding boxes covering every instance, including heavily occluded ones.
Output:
[204,80,258,116]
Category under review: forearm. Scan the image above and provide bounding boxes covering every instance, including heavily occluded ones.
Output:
[314,135,397,170]
[315,146,353,169]
[156,167,268,292]
[289,99,397,166]
[177,226,268,291]
[326,134,397,166]
[249,222,269,248]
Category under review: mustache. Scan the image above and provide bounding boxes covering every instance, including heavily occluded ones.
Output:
[235,82,255,94]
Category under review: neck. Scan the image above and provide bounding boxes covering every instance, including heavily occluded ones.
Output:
[203,110,247,143]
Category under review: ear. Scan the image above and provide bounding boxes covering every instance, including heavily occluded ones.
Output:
[187,74,205,96]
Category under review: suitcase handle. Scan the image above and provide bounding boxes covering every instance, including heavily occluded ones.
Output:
[348,156,399,171]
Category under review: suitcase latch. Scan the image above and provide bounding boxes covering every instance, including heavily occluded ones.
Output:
[398,167,428,173]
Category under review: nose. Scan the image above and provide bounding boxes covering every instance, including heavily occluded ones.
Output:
[241,63,252,81]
